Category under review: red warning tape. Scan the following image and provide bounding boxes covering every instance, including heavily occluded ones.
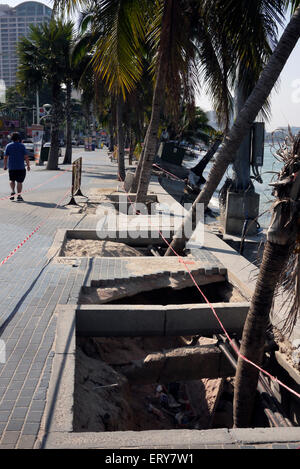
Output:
[0,169,68,202]
[159,231,300,400]
[0,190,70,266]
[152,163,186,182]
[120,172,300,402]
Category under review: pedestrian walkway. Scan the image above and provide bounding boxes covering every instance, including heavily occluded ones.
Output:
[0,148,299,450]
[0,148,120,448]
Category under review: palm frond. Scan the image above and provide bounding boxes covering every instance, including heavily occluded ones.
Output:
[91,0,150,98]
[271,131,300,336]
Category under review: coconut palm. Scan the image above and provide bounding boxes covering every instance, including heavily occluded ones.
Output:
[209,0,285,191]
[135,0,285,202]
[135,0,200,203]
[17,20,74,170]
[69,0,150,180]
[233,131,300,427]
[165,5,300,256]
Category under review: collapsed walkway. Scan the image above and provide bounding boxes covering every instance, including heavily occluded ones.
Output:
[0,148,299,449]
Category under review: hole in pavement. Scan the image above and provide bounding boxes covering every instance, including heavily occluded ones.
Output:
[73,335,236,432]
[79,281,245,306]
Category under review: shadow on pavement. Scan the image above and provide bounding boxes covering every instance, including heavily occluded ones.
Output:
[23,201,68,209]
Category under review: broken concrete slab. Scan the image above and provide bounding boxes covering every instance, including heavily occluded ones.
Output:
[118,344,234,384]
[75,302,250,337]
[89,254,227,287]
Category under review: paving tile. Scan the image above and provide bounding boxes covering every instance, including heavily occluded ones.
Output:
[29,400,45,411]
[0,411,10,423]
[0,401,15,412]
[6,420,24,432]
[1,431,20,445]
[15,398,32,408]
[11,408,28,420]
[26,410,43,424]
[22,422,40,435]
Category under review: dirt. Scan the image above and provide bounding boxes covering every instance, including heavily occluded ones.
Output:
[273,327,300,372]
[74,336,230,432]
[61,239,145,258]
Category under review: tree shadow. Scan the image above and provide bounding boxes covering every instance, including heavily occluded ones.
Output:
[23,201,68,209]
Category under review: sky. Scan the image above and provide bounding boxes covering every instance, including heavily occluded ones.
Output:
[1,0,300,132]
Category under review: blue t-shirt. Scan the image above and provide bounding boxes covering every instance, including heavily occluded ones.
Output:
[4,142,27,170]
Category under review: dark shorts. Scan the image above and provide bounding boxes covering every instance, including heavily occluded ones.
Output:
[9,169,26,183]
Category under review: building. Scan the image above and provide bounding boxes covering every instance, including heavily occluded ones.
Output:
[0,2,52,89]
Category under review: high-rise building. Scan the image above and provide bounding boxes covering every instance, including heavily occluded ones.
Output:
[0,2,52,89]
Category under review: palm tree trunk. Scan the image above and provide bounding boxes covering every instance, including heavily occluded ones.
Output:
[135,0,173,203]
[135,59,167,201]
[233,241,290,427]
[234,158,300,426]
[63,79,72,165]
[190,138,222,178]
[117,95,125,181]
[47,81,62,170]
[165,6,300,256]
[128,128,135,166]
[108,97,116,152]
[130,128,149,193]
[232,77,252,191]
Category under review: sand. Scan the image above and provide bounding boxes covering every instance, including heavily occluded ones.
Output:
[62,239,144,258]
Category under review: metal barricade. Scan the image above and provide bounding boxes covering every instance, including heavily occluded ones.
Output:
[66,157,85,205]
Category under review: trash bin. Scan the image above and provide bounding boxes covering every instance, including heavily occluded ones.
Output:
[40,146,50,162]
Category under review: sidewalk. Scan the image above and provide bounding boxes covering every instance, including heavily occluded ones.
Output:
[0,148,119,448]
[0,148,299,449]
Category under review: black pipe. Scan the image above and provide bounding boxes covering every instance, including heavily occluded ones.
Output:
[216,335,292,428]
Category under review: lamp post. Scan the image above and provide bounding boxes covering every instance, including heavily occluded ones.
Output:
[40,104,52,141]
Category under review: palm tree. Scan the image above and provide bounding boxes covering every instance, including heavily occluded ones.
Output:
[233,131,300,427]
[69,0,149,181]
[135,0,199,203]
[134,0,279,202]
[18,20,74,170]
[165,5,300,256]
[216,0,285,192]
[174,106,217,145]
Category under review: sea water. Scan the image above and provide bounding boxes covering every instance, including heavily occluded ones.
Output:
[183,143,283,230]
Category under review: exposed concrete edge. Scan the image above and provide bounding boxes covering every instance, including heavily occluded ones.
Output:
[40,426,300,449]
[36,303,300,449]
[229,427,300,444]
[36,305,76,442]
[41,428,234,449]
[76,302,250,337]
[47,228,67,259]
[275,351,300,386]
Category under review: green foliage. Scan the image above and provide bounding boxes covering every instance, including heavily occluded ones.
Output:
[51,0,299,137]
[17,19,74,92]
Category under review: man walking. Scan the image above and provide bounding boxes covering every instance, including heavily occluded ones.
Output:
[3,132,30,201]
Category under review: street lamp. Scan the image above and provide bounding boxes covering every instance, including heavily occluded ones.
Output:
[40,104,52,141]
